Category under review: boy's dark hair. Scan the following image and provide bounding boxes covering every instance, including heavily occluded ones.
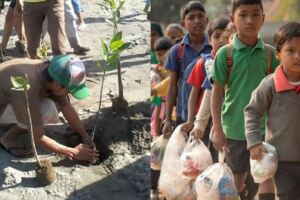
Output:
[231,0,263,14]
[180,1,206,21]
[154,37,173,51]
[274,22,300,52]
[207,17,230,38]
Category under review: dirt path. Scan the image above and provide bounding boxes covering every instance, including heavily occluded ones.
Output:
[0,0,151,199]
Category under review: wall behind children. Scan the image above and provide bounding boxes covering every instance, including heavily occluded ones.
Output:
[149,0,300,44]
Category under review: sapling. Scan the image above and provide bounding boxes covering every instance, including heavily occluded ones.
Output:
[98,0,131,113]
[11,74,55,186]
[92,34,130,140]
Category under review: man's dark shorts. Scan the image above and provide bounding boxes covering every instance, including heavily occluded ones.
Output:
[226,139,250,174]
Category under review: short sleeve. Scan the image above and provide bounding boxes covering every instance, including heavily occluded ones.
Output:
[201,76,212,90]
[186,58,204,89]
[210,46,228,86]
[164,44,180,72]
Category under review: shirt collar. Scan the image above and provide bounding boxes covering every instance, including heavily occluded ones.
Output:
[274,65,295,92]
[232,33,264,51]
[182,33,211,51]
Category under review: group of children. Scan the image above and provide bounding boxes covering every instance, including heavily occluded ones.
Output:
[150,0,300,200]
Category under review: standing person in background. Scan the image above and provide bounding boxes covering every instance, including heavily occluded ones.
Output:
[210,0,279,199]
[0,0,26,56]
[245,22,300,200]
[71,0,85,30]
[162,1,211,137]
[23,0,67,59]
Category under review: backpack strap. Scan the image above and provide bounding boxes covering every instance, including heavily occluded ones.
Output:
[264,44,272,75]
[225,43,233,85]
[176,43,185,82]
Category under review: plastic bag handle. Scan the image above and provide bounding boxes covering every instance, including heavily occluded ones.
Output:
[218,148,226,164]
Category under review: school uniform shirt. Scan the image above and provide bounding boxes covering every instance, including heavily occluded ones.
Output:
[165,33,211,120]
[245,65,300,162]
[211,34,279,140]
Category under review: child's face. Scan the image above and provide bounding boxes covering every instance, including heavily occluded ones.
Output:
[166,27,184,43]
[276,36,300,74]
[181,9,208,37]
[231,4,264,39]
[155,50,169,65]
[209,29,227,53]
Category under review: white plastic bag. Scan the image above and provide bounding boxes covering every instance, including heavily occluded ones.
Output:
[151,135,169,169]
[159,125,197,200]
[196,152,239,200]
[250,142,278,183]
[180,138,213,179]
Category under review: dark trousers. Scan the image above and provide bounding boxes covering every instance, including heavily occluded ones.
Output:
[151,169,160,190]
[274,162,300,200]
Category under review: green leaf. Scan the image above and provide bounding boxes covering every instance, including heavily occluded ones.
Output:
[111,31,122,43]
[11,88,25,91]
[118,42,131,52]
[36,47,47,59]
[99,39,109,61]
[107,53,119,69]
[110,40,124,51]
[11,76,26,89]
[10,76,31,91]
[117,0,125,11]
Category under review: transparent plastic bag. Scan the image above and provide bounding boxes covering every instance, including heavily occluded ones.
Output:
[180,138,213,179]
[159,125,197,200]
[196,152,239,200]
[250,142,278,183]
[151,135,169,169]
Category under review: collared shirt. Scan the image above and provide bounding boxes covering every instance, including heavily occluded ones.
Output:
[211,33,279,140]
[165,33,211,119]
[245,65,300,161]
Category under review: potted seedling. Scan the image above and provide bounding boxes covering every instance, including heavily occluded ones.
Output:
[11,74,56,186]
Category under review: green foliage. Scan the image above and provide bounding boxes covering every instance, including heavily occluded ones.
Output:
[11,75,30,91]
[36,43,48,59]
[99,31,131,70]
[98,0,125,32]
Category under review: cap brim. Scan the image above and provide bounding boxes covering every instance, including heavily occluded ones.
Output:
[69,84,89,100]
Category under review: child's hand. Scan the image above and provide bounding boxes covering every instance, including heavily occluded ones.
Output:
[180,121,194,133]
[162,119,172,138]
[190,128,204,140]
[250,144,266,160]
[211,127,227,151]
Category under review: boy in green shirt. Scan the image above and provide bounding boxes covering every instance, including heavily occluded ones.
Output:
[210,0,279,200]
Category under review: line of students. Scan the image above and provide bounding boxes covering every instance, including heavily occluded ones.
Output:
[150,0,300,200]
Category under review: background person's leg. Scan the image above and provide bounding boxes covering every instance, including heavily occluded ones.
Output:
[46,0,66,56]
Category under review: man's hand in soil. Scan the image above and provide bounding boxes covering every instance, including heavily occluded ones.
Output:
[82,136,96,149]
[71,143,99,162]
